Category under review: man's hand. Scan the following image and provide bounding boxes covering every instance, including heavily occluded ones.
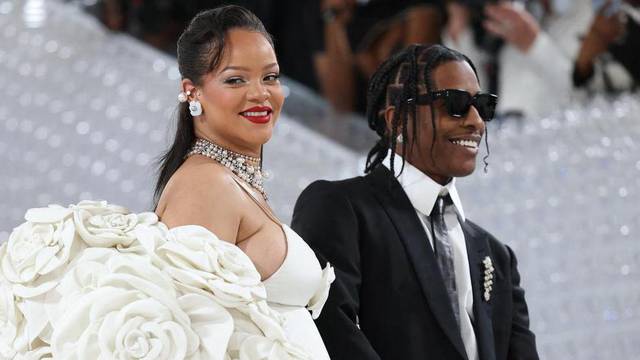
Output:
[321,0,356,24]
[483,2,540,53]
[589,1,625,47]
[574,1,625,78]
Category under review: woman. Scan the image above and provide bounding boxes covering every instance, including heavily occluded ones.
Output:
[153,5,334,359]
[0,5,332,360]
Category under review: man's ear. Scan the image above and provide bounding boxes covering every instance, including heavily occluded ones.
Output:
[384,105,410,144]
[383,106,394,129]
[384,106,403,136]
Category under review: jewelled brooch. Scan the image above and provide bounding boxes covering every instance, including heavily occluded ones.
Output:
[483,256,494,302]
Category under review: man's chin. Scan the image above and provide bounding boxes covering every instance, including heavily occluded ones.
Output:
[452,164,477,178]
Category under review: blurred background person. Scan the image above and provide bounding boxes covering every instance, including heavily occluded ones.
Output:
[85,0,637,118]
[444,0,592,118]
[573,0,640,91]
[312,0,444,113]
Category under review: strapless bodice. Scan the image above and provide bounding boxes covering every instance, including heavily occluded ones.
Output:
[261,225,334,360]
[262,225,334,318]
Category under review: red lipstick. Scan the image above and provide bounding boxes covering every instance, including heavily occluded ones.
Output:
[240,106,272,124]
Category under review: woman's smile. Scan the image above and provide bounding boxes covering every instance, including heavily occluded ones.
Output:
[240,105,273,124]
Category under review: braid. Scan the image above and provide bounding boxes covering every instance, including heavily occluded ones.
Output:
[365,51,410,136]
[482,126,490,172]
[364,49,414,173]
[402,45,421,176]
[422,49,442,162]
[364,44,428,174]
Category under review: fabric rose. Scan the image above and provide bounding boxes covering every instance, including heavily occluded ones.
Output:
[225,308,310,360]
[12,346,52,360]
[155,225,265,308]
[1,278,23,359]
[236,335,310,360]
[0,278,51,360]
[72,200,157,248]
[156,226,310,359]
[73,200,129,216]
[49,248,233,360]
[226,308,310,360]
[307,264,336,319]
[0,205,81,298]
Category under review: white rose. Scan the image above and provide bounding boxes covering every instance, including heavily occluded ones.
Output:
[73,200,129,216]
[237,335,310,360]
[0,205,81,298]
[133,220,170,255]
[156,225,265,308]
[50,248,233,360]
[72,200,158,248]
[0,277,50,360]
[13,346,52,360]
[157,226,310,359]
[0,278,22,359]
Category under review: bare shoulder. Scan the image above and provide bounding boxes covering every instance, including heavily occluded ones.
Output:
[157,156,245,243]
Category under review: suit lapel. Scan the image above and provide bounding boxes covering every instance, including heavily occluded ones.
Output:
[461,221,496,360]
[366,166,468,360]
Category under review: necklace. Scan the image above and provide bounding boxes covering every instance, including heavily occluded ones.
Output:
[188,138,267,200]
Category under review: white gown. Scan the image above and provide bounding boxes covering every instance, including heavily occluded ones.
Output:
[263,225,332,360]
[0,199,334,360]
[236,175,334,359]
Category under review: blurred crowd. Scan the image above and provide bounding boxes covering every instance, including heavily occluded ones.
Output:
[84,0,639,119]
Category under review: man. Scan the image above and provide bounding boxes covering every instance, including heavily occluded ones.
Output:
[292,44,539,359]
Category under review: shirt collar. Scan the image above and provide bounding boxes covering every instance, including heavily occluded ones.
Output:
[382,153,466,221]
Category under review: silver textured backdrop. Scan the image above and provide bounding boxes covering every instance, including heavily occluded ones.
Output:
[1,1,639,359]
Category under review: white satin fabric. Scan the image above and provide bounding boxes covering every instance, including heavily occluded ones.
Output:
[262,225,335,360]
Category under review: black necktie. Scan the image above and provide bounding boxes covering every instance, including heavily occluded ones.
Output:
[430,195,460,328]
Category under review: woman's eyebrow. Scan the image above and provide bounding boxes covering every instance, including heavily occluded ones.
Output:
[220,62,278,72]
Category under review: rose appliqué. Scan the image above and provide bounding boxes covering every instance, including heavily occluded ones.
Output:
[49,248,233,360]
[72,200,157,248]
[0,205,80,298]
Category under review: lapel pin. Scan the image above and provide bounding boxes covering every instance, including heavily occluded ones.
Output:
[483,256,494,302]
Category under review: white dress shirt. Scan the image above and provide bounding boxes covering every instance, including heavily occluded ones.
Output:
[383,155,478,360]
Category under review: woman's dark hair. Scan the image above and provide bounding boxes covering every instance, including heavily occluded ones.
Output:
[154,5,273,207]
[364,43,488,175]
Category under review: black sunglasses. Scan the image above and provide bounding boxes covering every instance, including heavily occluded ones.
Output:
[410,89,498,121]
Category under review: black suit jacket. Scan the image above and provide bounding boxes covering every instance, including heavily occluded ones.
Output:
[291,166,539,360]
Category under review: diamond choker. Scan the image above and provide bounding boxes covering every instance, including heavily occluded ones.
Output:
[187,138,266,200]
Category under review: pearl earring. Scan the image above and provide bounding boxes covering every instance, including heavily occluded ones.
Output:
[189,100,202,116]
[177,90,191,103]
[396,134,403,144]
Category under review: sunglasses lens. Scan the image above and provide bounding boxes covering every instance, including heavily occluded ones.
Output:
[429,90,497,120]
[445,91,471,118]
[475,94,497,121]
